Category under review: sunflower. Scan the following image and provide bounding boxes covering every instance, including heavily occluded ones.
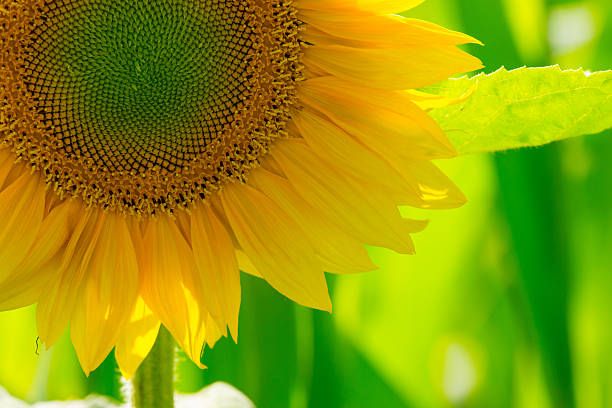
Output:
[0,0,482,377]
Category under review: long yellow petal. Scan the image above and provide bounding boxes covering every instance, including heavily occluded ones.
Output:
[304,43,482,90]
[36,209,101,347]
[191,204,241,341]
[301,11,479,48]
[270,139,425,254]
[139,217,208,367]
[0,173,45,277]
[293,108,465,209]
[299,0,425,14]
[220,182,332,311]
[0,199,81,311]
[299,76,455,159]
[115,297,161,379]
[293,108,418,204]
[357,0,425,13]
[248,166,376,274]
[70,213,139,375]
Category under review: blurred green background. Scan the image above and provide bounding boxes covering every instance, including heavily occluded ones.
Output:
[1,0,612,406]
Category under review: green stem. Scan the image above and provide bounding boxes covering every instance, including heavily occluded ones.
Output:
[132,325,175,408]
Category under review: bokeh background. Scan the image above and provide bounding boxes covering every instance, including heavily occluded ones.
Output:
[1,0,611,406]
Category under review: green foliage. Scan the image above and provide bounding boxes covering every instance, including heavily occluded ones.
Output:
[426,67,612,154]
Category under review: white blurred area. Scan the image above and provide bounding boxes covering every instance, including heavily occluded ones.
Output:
[442,343,478,405]
[548,5,596,55]
[0,382,255,408]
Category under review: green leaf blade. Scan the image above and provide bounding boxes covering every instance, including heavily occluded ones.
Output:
[426,66,612,154]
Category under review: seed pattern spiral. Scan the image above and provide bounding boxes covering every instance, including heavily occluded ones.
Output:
[0,0,303,215]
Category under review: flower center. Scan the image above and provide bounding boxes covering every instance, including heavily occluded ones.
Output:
[28,0,257,173]
[1,0,302,215]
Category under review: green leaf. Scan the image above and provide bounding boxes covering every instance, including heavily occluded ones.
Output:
[426,66,612,154]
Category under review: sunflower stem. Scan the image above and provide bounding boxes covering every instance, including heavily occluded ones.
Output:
[132,325,175,408]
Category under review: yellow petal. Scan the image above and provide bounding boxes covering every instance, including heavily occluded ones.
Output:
[139,217,209,367]
[205,313,224,348]
[293,109,465,209]
[299,0,425,14]
[70,213,140,375]
[36,209,101,347]
[357,0,425,13]
[304,43,482,90]
[299,76,455,159]
[191,204,241,340]
[220,182,332,311]
[390,158,467,209]
[0,172,45,277]
[0,199,81,311]
[301,11,480,48]
[115,297,161,379]
[271,139,425,254]
[235,250,262,278]
[405,84,477,110]
[248,166,376,274]
[293,108,418,204]
[0,148,15,190]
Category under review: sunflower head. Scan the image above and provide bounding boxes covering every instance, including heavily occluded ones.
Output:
[2,0,303,215]
[0,0,481,377]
